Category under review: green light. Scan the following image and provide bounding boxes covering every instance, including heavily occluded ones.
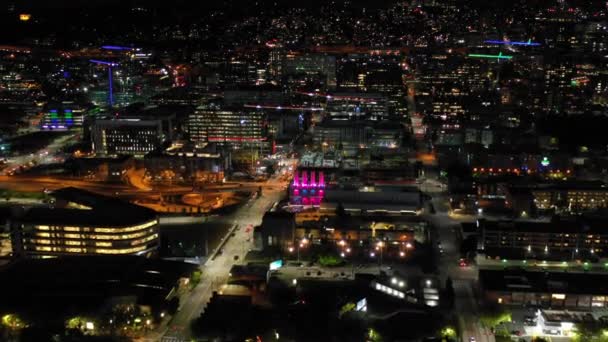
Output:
[562,261,567,266]
[541,157,550,167]
[468,52,513,60]
[584,262,589,267]
[502,259,507,263]
[522,260,527,264]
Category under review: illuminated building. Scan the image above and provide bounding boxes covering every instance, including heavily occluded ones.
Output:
[91,118,165,157]
[480,269,608,310]
[91,110,174,157]
[313,119,403,150]
[320,187,422,216]
[9,188,159,258]
[90,60,119,107]
[478,216,608,261]
[520,181,608,213]
[294,215,424,248]
[40,102,85,130]
[282,53,337,88]
[143,142,226,184]
[187,102,268,150]
[267,45,284,82]
[325,92,388,120]
[290,168,327,206]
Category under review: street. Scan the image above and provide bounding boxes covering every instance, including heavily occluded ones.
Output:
[425,194,494,342]
[156,177,287,342]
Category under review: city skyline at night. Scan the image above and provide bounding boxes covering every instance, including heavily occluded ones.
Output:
[0,1,607,341]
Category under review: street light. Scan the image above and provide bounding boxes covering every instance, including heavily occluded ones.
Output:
[293,237,309,262]
[377,241,385,270]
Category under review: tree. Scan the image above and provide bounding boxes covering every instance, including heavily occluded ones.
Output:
[338,302,356,318]
[367,328,383,342]
[190,270,202,289]
[166,297,180,315]
[266,163,276,176]
[530,338,550,342]
[573,320,608,342]
[318,254,343,267]
[444,277,455,309]
[479,305,511,329]
[335,202,346,218]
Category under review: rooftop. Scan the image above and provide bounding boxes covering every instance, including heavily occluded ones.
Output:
[19,187,157,227]
[480,268,608,295]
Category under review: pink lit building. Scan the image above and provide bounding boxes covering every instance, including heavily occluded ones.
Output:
[290,168,326,206]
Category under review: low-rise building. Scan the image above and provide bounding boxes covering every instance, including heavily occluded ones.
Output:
[477,216,608,261]
[480,269,608,310]
[320,186,422,216]
[9,187,159,258]
[144,142,226,184]
[66,155,134,181]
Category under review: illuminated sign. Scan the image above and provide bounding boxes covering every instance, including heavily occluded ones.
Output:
[356,298,367,312]
[541,157,550,167]
[269,259,283,270]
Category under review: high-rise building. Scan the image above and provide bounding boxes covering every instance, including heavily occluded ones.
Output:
[188,102,268,150]
[90,108,175,157]
[282,53,337,88]
[91,118,166,157]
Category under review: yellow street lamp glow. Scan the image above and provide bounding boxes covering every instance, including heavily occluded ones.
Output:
[19,14,32,22]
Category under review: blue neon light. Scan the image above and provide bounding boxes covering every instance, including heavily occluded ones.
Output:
[484,40,541,46]
[101,45,134,51]
[89,60,118,107]
[89,59,119,66]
